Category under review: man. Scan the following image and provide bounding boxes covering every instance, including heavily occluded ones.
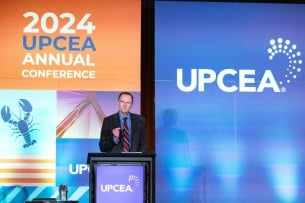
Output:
[99,92,147,152]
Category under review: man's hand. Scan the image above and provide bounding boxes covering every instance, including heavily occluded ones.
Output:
[112,127,121,138]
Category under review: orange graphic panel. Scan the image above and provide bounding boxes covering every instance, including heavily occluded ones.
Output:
[0,0,141,91]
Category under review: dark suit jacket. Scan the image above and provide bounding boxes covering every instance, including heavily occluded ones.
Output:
[99,112,147,152]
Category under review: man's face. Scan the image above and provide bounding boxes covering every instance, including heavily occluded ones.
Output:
[118,94,133,115]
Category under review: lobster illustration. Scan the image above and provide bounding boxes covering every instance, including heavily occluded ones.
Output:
[1,99,38,148]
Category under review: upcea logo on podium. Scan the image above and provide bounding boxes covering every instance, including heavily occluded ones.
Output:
[95,164,144,202]
[177,37,303,93]
[100,175,141,192]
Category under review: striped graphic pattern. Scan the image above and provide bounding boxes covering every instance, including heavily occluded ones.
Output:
[0,186,89,203]
[0,158,55,186]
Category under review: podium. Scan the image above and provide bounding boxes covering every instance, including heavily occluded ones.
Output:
[87,153,155,203]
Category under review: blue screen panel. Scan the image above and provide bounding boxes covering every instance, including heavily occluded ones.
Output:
[156,1,305,203]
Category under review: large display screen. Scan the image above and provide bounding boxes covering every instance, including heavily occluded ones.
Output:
[0,0,141,202]
[155,1,305,203]
[94,164,145,203]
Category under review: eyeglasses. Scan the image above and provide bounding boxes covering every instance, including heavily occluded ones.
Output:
[119,100,132,105]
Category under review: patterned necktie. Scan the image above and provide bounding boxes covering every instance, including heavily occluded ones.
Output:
[123,117,129,152]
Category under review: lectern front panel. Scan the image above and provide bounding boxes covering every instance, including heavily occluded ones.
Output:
[94,163,145,203]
